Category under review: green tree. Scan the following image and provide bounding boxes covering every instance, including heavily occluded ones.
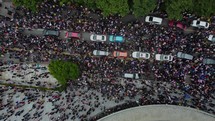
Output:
[13,0,42,12]
[96,0,130,16]
[59,0,96,8]
[48,60,80,86]
[132,0,157,18]
[165,0,193,20]
[192,0,215,18]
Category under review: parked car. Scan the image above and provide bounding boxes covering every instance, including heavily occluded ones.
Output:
[191,20,209,29]
[123,73,140,79]
[177,52,193,60]
[208,35,215,42]
[132,51,150,59]
[109,35,124,43]
[155,54,173,61]
[93,50,109,56]
[168,20,187,30]
[203,58,215,65]
[90,34,106,42]
[65,32,80,38]
[43,29,60,36]
[145,16,163,25]
[113,51,128,58]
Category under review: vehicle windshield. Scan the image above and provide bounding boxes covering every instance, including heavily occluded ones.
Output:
[164,56,168,60]
[93,35,96,40]
[196,21,200,25]
[116,52,120,56]
[146,54,149,57]
[102,36,105,40]
[149,17,153,21]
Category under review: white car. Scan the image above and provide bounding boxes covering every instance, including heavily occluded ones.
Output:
[155,54,173,61]
[145,16,163,25]
[90,34,106,42]
[132,51,150,59]
[93,50,109,56]
[123,73,140,79]
[203,58,215,65]
[191,20,209,29]
[208,35,215,42]
[177,52,193,60]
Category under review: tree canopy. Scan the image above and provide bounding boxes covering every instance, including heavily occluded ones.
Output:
[13,0,42,12]
[13,0,215,19]
[133,0,157,17]
[48,60,80,86]
[192,0,215,17]
[96,0,130,16]
[165,0,193,20]
[165,0,215,20]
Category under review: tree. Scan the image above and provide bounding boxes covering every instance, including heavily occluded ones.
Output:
[59,0,96,8]
[132,0,157,18]
[48,60,80,86]
[165,0,193,20]
[96,0,130,16]
[192,0,215,18]
[13,0,42,12]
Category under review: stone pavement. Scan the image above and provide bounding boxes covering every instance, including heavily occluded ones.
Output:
[0,84,128,121]
[0,0,14,18]
[98,105,215,121]
[0,63,59,88]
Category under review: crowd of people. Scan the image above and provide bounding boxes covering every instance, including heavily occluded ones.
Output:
[0,0,215,120]
[0,62,58,88]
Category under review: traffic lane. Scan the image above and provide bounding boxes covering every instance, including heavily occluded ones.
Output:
[161,18,169,27]
[82,32,91,41]
[59,30,67,39]
[184,27,195,34]
[22,29,44,36]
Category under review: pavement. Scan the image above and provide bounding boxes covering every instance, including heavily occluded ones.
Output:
[0,78,151,121]
[0,63,59,88]
[0,0,14,18]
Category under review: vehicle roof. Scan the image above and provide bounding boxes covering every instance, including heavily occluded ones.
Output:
[43,29,59,36]
[124,73,139,79]
[109,35,124,42]
[192,20,209,27]
[177,52,193,60]
[176,22,186,29]
[93,50,109,55]
[203,58,215,64]
[146,16,162,22]
[113,51,127,57]
[65,32,80,38]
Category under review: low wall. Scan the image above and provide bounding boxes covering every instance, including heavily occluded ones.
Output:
[98,105,215,121]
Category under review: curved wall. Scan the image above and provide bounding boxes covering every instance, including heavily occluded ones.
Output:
[98,105,215,121]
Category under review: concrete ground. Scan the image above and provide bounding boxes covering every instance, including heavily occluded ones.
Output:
[0,0,14,18]
[0,63,58,88]
[0,85,128,121]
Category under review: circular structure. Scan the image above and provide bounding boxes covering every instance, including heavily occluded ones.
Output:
[98,105,215,121]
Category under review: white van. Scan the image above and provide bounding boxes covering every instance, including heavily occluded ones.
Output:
[123,73,140,79]
[177,52,193,60]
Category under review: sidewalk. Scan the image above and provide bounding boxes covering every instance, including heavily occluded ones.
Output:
[0,63,59,88]
[0,0,14,18]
